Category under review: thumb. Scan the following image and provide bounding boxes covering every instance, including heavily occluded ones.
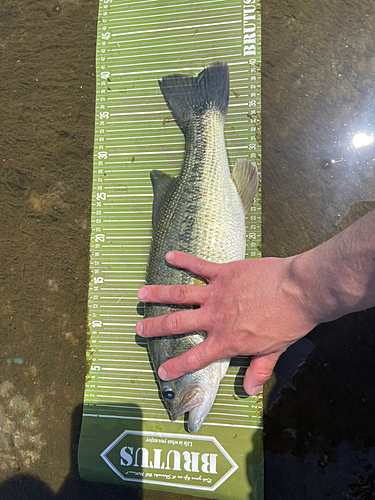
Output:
[243,352,281,396]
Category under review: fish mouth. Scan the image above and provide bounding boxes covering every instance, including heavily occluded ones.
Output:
[170,385,204,422]
[187,404,211,434]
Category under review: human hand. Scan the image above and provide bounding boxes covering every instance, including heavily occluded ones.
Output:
[136,251,318,396]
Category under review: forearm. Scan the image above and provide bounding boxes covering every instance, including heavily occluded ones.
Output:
[289,209,375,323]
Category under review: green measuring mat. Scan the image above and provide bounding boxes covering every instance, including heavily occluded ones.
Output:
[78,1,262,498]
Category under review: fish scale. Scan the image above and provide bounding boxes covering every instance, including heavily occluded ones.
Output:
[144,62,258,433]
[145,111,245,329]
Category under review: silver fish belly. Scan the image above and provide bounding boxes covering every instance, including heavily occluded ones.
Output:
[144,62,258,433]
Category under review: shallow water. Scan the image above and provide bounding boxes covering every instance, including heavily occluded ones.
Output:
[1,0,375,499]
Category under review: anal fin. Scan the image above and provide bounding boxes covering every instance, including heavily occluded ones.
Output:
[231,158,259,214]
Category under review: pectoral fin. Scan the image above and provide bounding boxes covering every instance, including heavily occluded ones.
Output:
[231,158,259,214]
[150,170,176,224]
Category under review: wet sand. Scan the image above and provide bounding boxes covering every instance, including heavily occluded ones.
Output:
[1,0,375,498]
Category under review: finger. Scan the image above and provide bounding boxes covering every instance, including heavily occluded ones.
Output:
[166,251,219,281]
[138,284,209,306]
[243,352,281,396]
[136,308,205,338]
[157,338,222,381]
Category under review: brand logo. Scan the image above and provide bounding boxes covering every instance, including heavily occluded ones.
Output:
[101,430,238,491]
[243,0,257,57]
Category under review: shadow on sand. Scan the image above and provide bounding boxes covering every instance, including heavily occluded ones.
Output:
[0,404,142,500]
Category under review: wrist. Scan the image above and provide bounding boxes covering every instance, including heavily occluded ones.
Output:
[286,250,338,325]
[288,232,375,325]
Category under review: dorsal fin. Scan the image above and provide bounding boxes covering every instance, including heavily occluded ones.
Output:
[231,159,259,214]
[150,170,176,224]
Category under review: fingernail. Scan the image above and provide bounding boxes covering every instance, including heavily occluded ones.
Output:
[158,366,168,380]
[166,251,175,263]
[138,287,147,301]
[135,321,144,336]
[250,385,262,396]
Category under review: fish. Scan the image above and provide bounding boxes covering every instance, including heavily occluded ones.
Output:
[144,61,259,433]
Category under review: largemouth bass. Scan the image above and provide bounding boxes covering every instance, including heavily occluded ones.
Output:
[144,61,258,433]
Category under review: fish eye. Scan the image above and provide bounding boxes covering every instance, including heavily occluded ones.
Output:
[162,388,174,400]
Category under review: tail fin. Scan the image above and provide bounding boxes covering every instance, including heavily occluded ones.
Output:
[158,61,229,135]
